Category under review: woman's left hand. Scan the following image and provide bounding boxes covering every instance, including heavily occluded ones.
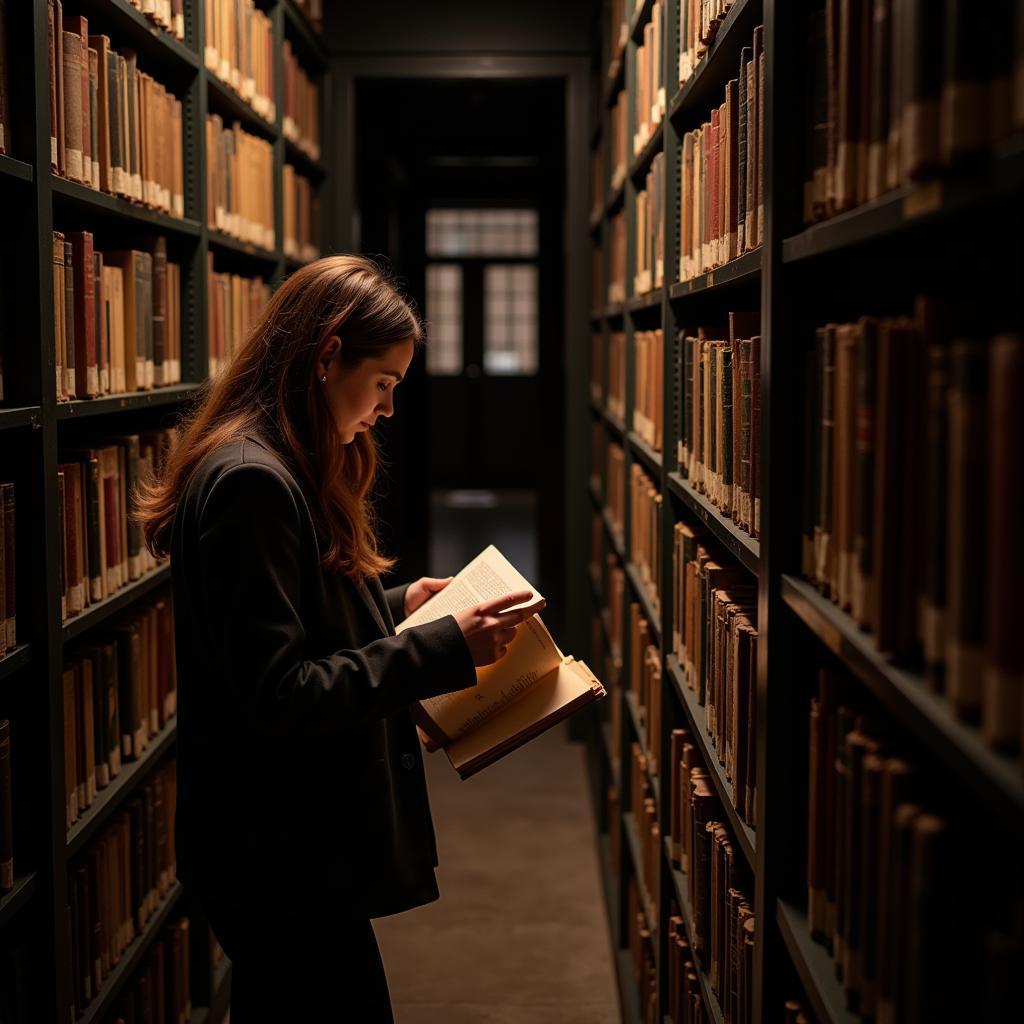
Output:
[405,576,454,616]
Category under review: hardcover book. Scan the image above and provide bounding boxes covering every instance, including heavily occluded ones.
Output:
[396,545,605,779]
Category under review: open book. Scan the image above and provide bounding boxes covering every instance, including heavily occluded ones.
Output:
[395,545,606,779]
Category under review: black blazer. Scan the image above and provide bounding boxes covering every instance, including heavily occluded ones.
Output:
[169,432,477,922]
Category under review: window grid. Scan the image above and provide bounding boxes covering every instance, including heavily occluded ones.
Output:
[425,264,463,375]
[484,264,538,376]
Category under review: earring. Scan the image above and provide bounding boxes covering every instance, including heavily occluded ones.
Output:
[320,374,327,384]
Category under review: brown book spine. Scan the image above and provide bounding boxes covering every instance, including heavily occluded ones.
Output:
[940,0,990,164]
[48,0,60,167]
[63,239,76,400]
[88,36,111,192]
[866,0,891,199]
[69,231,98,398]
[901,0,943,181]
[61,28,84,181]
[985,335,1023,749]
[946,339,986,717]
[151,237,167,386]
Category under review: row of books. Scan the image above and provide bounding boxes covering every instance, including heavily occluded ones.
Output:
[634,152,665,296]
[671,520,758,828]
[608,208,626,304]
[630,741,661,927]
[629,603,661,775]
[282,40,321,161]
[48,5,185,218]
[124,0,184,44]
[630,463,662,615]
[667,724,755,1021]
[63,589,177,832]
[680,25,764,282]
[676,314,762,538]
[633,328,663,453]
[626,871,659,1022]
[606,440,626,537]
[666,908,711,1024]
[679,1,736,83]
[0,482,15,657]
[103,915,190,1024]
[204,0,275,123]
[610,91,628,193]
[57,430,174,622]
[282,163,320,263]
[802,1,1024,227]
[67,757,177,1019]
[206,113,275,252]
[0,720,11,895]
[806,668,1022,1020]
[207,259,271,379]
[801,311,1022,754]
[632,0,665,158]
[52,232,183,401]
[607,331,627,422]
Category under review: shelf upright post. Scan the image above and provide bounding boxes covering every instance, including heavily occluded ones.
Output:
[754,1,806,1020]
[272,1,286,286]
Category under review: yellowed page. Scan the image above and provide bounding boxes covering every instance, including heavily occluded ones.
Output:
[418,615,563,743]
[445,659,606,779]
[394,544,544,633]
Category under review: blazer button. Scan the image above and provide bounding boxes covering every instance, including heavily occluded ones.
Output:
[401,752,416,770]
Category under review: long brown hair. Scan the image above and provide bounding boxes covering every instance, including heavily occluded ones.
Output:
[138,254,423,581]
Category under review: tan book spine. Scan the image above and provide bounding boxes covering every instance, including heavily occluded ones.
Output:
[61,29,85,182]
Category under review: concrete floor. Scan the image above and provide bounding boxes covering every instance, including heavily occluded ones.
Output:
[374,725,620,1023]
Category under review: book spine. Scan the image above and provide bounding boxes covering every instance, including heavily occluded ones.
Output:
[63,240,76,399]
[61,29,84,182]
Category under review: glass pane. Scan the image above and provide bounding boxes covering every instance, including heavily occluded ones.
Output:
[426,264,463,375]
[483,264,538,376]
[426,209,539,257]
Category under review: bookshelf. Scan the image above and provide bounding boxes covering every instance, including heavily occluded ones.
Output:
[586,1,1024,1023]
[0,1,331,1021]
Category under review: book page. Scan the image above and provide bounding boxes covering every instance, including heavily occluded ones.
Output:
[445,659,605,779]
[394,545,544,633]
[416,615,564,743]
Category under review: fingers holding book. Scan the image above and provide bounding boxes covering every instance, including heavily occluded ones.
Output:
[454,590,546,667]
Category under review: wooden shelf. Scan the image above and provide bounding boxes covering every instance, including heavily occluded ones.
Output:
[61,564,172,645]
[70,0,199,77]
[665,655,756,867]
[782,138,1024,263]
[284,138,327,180]
[206,74,278,141]
[67,719,178,858]
[590,396,627,436]
[0,154,33,183]
[55,384,201,421]
[0,644,31,687]
[628,430,663,476]
[629,122,664,182]
[603,509,626,561]
[208,229,280,265]
[667,473,760,577]
[667,248,762,300]
[625,562,660,642]
[667,0,758,129]
[663,838,726,1024]
[0,406,42,432]
[0,872,36,931]
[51,175,202,237]
[283,0,329,70]
[622,811,658,939]
[776,899,861,1024]
[625,289,664,314]
[76,881,184,1024]
[782,574,1024,836]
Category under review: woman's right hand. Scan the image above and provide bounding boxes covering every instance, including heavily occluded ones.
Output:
[454,590,545,667]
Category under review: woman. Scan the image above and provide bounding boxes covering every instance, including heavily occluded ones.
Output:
[138,255,540,1021]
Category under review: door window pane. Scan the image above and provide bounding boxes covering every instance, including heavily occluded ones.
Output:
[426,264,463,375]
[484,264,538,375]
[427,209,538,257]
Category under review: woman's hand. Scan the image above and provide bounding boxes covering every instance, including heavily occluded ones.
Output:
[453,590,545,667]
[404,576,454,616]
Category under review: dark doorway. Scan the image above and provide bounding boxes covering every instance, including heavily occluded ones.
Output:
[355,78,566,621]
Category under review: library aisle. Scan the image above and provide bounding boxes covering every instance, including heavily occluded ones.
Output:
[375,725,619,1024]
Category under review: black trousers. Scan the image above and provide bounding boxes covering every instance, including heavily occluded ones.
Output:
[201,896,395,1023]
